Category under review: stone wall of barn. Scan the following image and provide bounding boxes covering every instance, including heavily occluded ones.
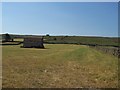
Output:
[23,38,44,48]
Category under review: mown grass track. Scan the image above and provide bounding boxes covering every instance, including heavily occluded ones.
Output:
[2,44,118,88]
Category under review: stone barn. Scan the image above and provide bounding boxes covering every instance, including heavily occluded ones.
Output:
[23,37,44,48]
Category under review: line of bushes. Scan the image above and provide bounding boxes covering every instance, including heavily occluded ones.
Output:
[44,41,78,44]
[1,41,23,45]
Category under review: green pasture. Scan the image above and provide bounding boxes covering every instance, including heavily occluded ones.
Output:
[2,44,118,88]
[44,36,119,46]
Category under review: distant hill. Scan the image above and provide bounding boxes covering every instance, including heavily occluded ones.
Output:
[0,34,119,47]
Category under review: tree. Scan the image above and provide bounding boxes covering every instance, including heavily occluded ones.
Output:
[46,34,50,36]
[4,33,11,42]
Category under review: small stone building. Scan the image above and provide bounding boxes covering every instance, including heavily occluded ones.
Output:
[23,37,44,48]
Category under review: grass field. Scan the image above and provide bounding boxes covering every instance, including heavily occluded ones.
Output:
[44,36,119,46]
[2,44,118,88]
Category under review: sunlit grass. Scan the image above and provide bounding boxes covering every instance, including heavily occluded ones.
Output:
[2,44,118,88]
[14,38,23,42]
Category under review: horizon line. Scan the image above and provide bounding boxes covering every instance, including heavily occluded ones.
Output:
[0,33,119,38]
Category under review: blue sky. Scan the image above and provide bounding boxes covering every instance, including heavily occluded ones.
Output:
[2,2,118,37]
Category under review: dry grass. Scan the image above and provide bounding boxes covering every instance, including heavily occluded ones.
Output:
[14,38,23,42]
[2,44,118,88]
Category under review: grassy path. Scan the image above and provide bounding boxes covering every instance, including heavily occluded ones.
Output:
[2,44,118,88]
